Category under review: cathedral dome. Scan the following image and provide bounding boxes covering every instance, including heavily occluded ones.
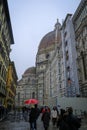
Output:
[38,31,55,50]
[24,67,36,75]
[38,20,61,52]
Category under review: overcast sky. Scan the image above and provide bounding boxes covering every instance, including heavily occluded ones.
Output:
[8,0,81,80]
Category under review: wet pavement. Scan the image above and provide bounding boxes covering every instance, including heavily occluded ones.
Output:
[0,111,87,130]
[80,118,87,130]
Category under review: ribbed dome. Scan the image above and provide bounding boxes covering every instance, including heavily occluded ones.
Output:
[38,31,55,50]
[24,67,36,75]
[38,20,61,51]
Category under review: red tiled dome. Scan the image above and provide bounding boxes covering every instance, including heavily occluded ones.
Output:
[38,29,61,51]
[38,20,61,51]
[24,67,36,75]
[38,31,55,50]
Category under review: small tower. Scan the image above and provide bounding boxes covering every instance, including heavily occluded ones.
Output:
[54,19,61,48]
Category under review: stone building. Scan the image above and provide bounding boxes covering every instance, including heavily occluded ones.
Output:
[36,20,62,105]
[41,14,80,105]
[0,0,14,107]
[44,38,64,101]
[44,20,65,103]
[16,0,87,106]
[61,14,80,97]
[6,61,18,110]
[15,79,24,107]
[15,67,36,107]
[72,0,87,97]
[16,18,81,106]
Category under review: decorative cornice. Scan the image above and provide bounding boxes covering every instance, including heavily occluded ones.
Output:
[75,16,87,39]
[72,0,86,22]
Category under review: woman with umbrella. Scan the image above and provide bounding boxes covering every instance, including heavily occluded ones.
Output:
[24,99,40,130]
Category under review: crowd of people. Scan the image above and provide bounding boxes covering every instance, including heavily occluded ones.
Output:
[22,105,82,130]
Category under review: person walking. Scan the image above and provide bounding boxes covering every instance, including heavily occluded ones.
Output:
[29,105,40,130]
[57,107,81,130]
[51,106,59,127]
[65,107,81,130]
[34,104,40,130]
[29,106,35,130]
[57,108,69,130]
[41,108,50,130]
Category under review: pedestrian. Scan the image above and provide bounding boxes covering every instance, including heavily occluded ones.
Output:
[29,104,40,130]
[51,106,59,127]
[66,107,81,130]
[57,107,81,130]
[42,106,47,113]
[34,104,40,130]
[29,105,36,130]
[41,108,50,130]
[57,108,69,130]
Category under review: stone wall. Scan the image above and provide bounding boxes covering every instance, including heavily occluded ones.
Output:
[46,97,87,115]
[57,97,87,115]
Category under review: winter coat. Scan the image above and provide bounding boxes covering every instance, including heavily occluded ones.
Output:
[66,114,81,130]
[51,109,58,118]
[57,115,70,130]
[41,111,50,129]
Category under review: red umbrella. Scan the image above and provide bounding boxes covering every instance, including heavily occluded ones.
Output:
[24,99,38,104]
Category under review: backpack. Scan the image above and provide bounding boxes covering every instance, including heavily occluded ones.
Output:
[74,117,81,128]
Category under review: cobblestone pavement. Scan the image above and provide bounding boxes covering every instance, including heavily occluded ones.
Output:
[0,111,87,130]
